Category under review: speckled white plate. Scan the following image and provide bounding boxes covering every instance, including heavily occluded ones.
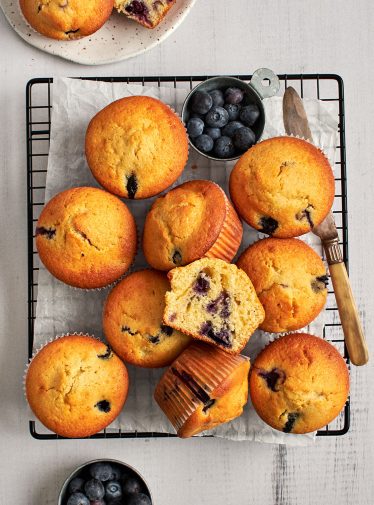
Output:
[0,0,197,65]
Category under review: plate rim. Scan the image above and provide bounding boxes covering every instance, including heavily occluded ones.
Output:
[0,0,198,66]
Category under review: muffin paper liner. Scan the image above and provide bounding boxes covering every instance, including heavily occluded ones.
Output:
[154,342,249,434]
[204,182,243,263]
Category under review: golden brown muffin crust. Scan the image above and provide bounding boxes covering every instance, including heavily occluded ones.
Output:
[154,342,250,438]
[237,238,328,332]
[36,187,137,289]
[26,335,129,438]
[103,269,191,368]
[249,333,349,434]
[85,96,188,199]
[229,137,335,238]
[143,180,242,271]
[20,0,114,40]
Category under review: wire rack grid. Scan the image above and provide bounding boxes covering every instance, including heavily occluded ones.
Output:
[26,74,350,440]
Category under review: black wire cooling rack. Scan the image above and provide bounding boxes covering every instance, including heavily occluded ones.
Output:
[26,74,350,439]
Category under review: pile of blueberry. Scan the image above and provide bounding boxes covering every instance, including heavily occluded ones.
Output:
[65,461,151,505]
[186,87,260,158]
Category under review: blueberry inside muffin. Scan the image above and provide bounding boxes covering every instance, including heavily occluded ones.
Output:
[163,258,265,354]
[115,0,176,28]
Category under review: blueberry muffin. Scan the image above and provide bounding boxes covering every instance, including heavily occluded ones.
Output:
[143,180,243,271]
[25,335,129,438]
[115,0,175,28]
[36,187,137,289]
[229,137,335,238]
[237,238,328,333]
[103,269,191,368]
[85,96,188,200]
[163,258,265,354]
[154,342,250,437]
[249,333,349,434]
[20,0,114,40]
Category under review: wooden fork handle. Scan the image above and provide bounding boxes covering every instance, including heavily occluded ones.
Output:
[329,261,369,366]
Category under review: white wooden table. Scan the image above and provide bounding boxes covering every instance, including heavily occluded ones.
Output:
[0,1,373,503]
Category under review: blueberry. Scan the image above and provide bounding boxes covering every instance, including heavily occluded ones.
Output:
[224,87,244,105]
[35,226,56,239]
[67,493,90,505]
[126,173,138,199]
[122,476,143,495]
[160,324,173,336]
[209,89,225,107]
[194,134,214,153]
[190,91,213,114]
[193,273,210,295]
[239,104,260,127]
[85,479,105,500]
[204,127,221,141]
[224,103,241,121]
[259,216,278,235]
[222,121,244,138]
[172,250,182,265]
[186,117,204,138]
[214,136,235,159]
[259,368,286,392]
[283,412,300,433]
[68,477,85,494]
[311,275,329,293]
[127,493,152,505]
[90,462,114,482]
[95,400,111,413]
[233,127,256,151]
[205,106,229,128]
[105,480,122,500]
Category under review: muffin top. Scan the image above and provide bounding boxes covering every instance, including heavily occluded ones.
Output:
[229,137,335,238]
[164,258,265,354]
[249,333,349,434]
[154,342,250,437]
[85,96,189,199]
[26,335,129,438]
[36,187,137,289]
[20,0,114,40]
[237,238,328,332]
[143,180,241,270]
[103,269,191,368]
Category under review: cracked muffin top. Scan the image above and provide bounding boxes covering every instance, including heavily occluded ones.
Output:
[25,335,129,438]
[19,0,114,40]
[143,180,243,271]
[115,0,175,29]
[229,137,335,238]
[154,342,250,438]
[103,269,191,368]
[35,186,137,289]
[85,96,189,200]
[237,238,328,333]
[249,333,349,434]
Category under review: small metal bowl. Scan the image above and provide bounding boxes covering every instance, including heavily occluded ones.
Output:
[58,458,153,504]
[181,68,280,162]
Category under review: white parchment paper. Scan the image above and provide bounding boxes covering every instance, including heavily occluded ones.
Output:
[32,77,339,445]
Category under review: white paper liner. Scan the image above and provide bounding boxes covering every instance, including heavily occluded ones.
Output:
[32,78,340,446]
